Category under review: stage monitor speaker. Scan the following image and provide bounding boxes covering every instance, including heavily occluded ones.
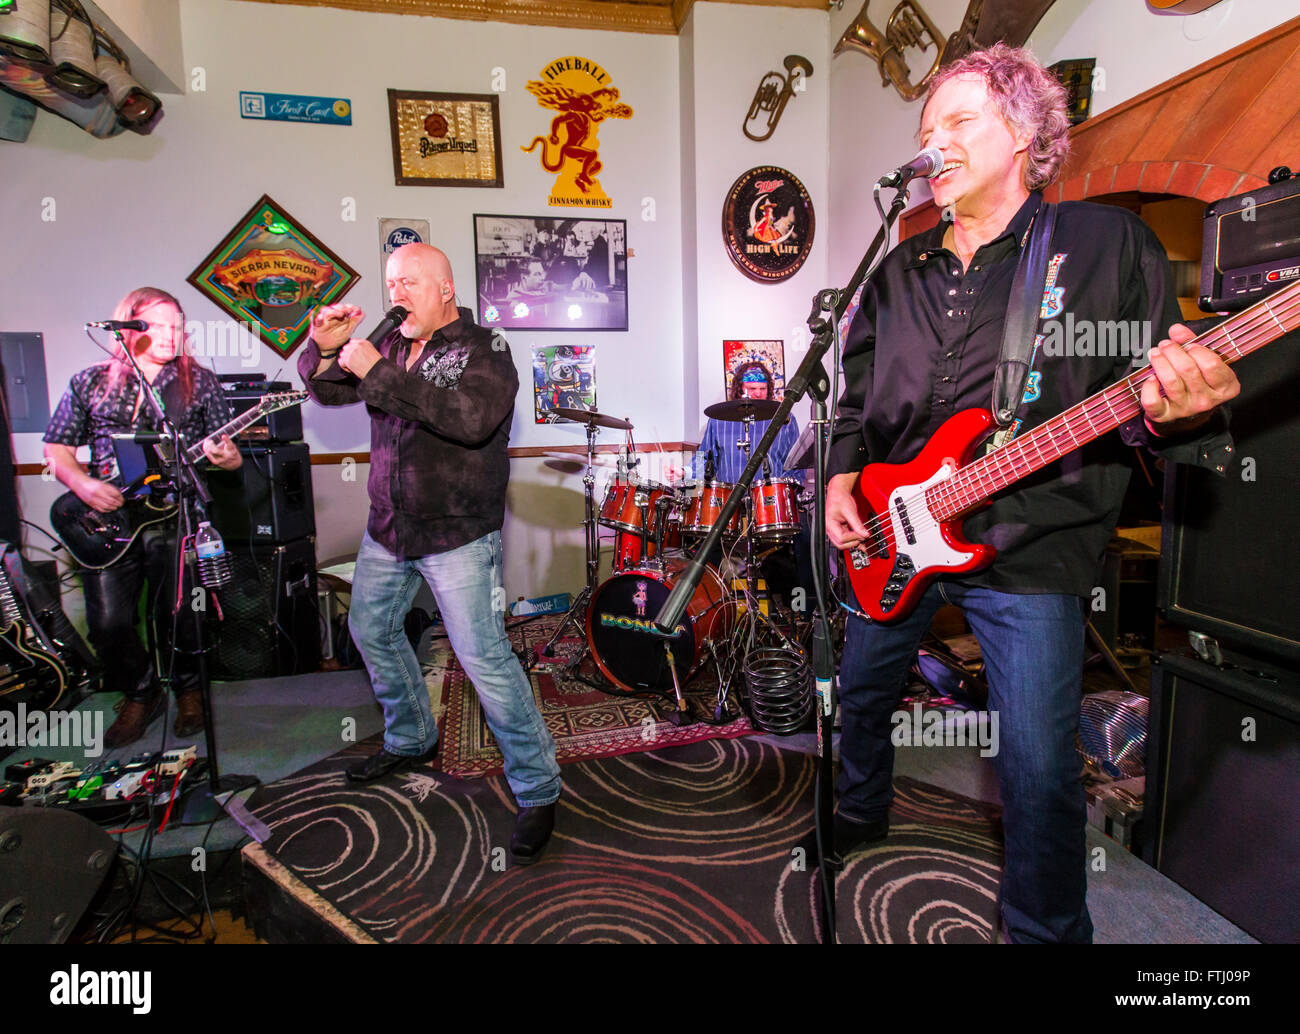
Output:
[1159,326,1300,667]
[210,537,321,680]
[208,443,316,546]
[0,809,117,943]
[1144,649,1300,944]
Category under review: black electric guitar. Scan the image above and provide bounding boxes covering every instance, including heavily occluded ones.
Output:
[0,559,68,710]
[50,391,308,570]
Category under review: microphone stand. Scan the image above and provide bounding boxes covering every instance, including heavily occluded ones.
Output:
[111,334,257,825]
[653,182,913,944]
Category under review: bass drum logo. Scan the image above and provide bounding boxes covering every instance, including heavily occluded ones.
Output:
[722,166,815,283]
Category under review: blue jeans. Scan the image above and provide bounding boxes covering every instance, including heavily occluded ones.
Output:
[349,530,561,808]
[838,579,1093,944]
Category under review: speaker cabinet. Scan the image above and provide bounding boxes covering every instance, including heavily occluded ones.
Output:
[1160,327,1300,666]
[1144,649,1300,943]
[210,538,321,680]
[208,443,316,546]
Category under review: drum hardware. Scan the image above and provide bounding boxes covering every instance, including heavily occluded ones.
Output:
[535,410,629,669]
[744,640,814,735]
[661,641,694,727]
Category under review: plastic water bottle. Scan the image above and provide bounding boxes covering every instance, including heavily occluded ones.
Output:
[195,520,233,588]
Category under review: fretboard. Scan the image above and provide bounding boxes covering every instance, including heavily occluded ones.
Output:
[927,280,1300,520]
[181,393,304,464]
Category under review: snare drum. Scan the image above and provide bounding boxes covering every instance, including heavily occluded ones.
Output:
[750,478,801,540]
[586,554,735,693]
[681,481,745,539]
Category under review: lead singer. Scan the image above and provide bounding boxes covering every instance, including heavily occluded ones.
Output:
[300,243,561,865]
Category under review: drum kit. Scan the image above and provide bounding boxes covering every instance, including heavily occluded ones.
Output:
[537,402,814,727]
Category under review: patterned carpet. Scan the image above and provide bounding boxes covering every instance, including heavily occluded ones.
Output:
[243,736,1004,944]
[428,614,753,779]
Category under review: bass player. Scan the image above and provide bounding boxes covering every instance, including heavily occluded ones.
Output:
[824,45,1239,942]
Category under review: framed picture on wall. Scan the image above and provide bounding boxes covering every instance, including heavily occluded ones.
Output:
[473,214,628,331]
[533,344,596,423]
[387,90,504,187]
[186,194,360,359]
[723,339,785,401]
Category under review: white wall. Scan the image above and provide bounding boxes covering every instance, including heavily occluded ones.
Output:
[683,2,831,443]
[3,0,689,605]
[827,0,980,284]
[1029,0,1300,117]
[827,1,1300,282]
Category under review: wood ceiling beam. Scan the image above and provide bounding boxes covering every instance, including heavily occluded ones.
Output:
[236,0,828,36]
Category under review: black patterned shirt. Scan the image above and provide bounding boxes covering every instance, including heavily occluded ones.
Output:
[299,308,516,556]
[43,360,233,485]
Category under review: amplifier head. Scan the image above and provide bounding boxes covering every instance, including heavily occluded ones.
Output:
[1200,175,1300,313]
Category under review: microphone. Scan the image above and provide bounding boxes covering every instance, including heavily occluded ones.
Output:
[86,319,148,332]
[877,147,945,188]
[366,305,409,346]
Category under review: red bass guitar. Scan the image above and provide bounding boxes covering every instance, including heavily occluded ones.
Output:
[842,280,1298,622]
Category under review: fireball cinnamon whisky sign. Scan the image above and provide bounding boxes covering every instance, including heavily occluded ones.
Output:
[522,56,633,209]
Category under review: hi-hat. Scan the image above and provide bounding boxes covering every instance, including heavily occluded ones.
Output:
[552,406,633,430]
[704,399,781,421]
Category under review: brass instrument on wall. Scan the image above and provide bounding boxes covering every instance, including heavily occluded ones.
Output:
[833,0,945,103]
[743,54,814,142]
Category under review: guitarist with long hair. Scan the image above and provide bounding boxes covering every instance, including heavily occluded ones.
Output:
[824,45,1240,942]
[43,287,242,748]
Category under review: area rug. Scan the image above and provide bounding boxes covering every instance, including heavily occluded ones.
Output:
[243,736,1004,944]
[426,614,753,779]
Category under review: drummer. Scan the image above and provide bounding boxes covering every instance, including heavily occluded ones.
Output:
[668,363,801,486]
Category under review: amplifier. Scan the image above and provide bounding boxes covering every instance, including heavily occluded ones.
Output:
[208,442,316,546]
[1144,648,1300,943]
[1199,173,1300,313]
[221,379,303,443]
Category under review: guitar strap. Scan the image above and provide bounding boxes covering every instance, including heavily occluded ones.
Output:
[992,197,1057,428]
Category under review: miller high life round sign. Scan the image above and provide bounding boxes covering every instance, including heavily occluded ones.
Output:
[722,166,815,283]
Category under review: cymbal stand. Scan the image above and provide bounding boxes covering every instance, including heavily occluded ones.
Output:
[536,419,602,667]
[713,418,796,721]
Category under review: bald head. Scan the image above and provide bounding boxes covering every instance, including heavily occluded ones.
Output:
[386,242,458,341]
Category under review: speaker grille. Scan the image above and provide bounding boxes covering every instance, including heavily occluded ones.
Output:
[210,539,320,680]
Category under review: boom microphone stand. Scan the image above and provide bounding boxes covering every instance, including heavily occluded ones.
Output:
[654,183,913,944]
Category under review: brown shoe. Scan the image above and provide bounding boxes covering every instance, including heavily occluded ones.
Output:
[104,694,165,749]
[174,690,205,737]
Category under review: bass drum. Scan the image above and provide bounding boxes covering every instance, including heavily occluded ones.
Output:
[586,554,735,694]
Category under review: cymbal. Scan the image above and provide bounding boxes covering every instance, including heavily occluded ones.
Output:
[551,406,633,430]
[704,398,781,422]
[542,456,584,475]
[541,450,619,472]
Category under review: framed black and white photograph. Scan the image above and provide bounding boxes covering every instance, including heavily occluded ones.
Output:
[473,214,627,332]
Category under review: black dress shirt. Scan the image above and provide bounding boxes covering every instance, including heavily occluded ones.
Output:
[299,307,516,557]
[829,192,1231,597]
